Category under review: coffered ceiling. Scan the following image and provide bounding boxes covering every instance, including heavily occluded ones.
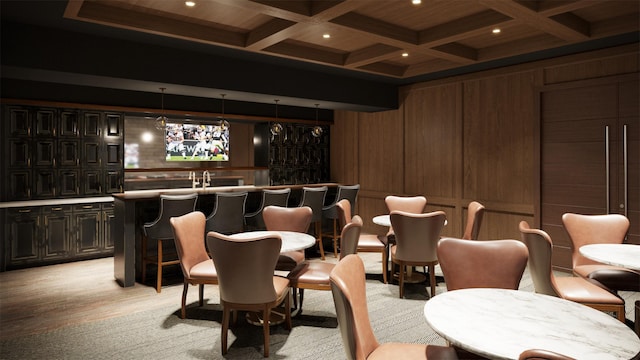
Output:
[64,0,639,80]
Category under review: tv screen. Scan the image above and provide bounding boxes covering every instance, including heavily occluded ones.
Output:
[165,122,229,161]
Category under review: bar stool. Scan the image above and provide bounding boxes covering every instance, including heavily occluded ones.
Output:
[321,184,359,257]
[244,188,291,230]
[298,186,328,260]
[205,192,248,235]
[142,193,198,293]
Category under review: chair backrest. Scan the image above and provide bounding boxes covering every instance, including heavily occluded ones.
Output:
[299,186,328,222]
[207,231,282,304]
[518,221,560,297]
[385,195,427,234]
[336,199,352,228]
[206,192,248,234]
[339,215,363,259]
[170,211,209,279]
[437,237,528,290]
[390,210,445,263]
[330,254,380,360]
[263,205,312,232]
[144,193,198,239]
[561,213,630,268]
[263,188,291,207]
[325,184,360,219]
[462,201,485,240]
[519,349,576,360]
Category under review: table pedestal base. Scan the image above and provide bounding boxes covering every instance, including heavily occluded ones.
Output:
[246,306,288,326]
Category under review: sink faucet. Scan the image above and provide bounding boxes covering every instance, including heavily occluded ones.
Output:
[202,170,211,189]
[188,171,199,189]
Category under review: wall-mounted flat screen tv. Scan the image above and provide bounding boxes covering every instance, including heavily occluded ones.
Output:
[165,122,229,161]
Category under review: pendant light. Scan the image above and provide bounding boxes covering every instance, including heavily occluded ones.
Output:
[155,87,168,130]
[218,93,229,130]
[270,99,283,136]
[311,103,323,138]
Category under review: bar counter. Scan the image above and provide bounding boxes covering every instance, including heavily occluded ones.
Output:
[112,183,337,287]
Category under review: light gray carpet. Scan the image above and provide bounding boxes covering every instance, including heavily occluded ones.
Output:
[1,254,636,360]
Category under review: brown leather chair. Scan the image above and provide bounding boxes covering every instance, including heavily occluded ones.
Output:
[205,191,248,235]
[518,349,576,360]
[562,213,640,292]
[462,201,485,240]
[390,210,446,298]
[142,193,198,293]
[206,231,291,358]
[244,188,291,230]
[519,221,626,322]
[287,215,362,313]
[384,195,427,243]
[298,186,328,259]
[322,184,360,257]
[330,254,459,360]
[170,211,217,319]
[262,205,312,271]
[337,199,388,283]
[437,237,528,290]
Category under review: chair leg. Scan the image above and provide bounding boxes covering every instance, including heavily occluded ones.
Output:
[399,263,405,298]
[156,239,163,293]
[284,291,292,330]
[181,282,189,319]
[332,219,339,258]
[381,250,388,284]
[263,306,271,357]
[299,289,305,312]
[141,235,148,285]
[316,222,325,260]
[291,287,298,309]
[429,263,436,298]
[221,305,230,355]
[199,284,204,307]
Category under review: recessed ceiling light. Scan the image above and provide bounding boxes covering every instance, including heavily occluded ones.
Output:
[412,0,421,4]
[323,34,330,39]
[402,52,409,57]
[185,1,195,7]
[492,28,501,34]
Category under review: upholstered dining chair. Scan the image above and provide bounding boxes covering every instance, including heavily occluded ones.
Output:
[384,195,427,244]
[562,213,640,292]
[330,254,459,360]
[206,231,291,358]
[170,211,217,319]
[287,215,362,313]
[205,191,248,235]
[244,188,291,230]
[336,199,388,283]
[519,221,626,322]
[518,349,576,360]
[321,184,360,257]
[437,237,528,290]
[390,210,446,298]
[462,201,485,240]
[142,193,198,293]
[262,205,313,271]
[298,186,328,259]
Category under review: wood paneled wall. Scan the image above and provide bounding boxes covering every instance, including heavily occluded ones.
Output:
[331,43,639,248]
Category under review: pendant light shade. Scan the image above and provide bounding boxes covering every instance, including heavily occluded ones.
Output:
[155,87,168,130]
[311,103,323,138]
[270,99,283,136]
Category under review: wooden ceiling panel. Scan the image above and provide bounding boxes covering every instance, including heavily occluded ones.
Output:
[64,0,640,79]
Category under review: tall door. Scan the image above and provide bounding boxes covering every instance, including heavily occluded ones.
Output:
[540,76,639,271]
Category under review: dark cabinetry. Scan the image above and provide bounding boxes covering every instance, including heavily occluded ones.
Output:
[3,202,114,269]
[3,105,124,201]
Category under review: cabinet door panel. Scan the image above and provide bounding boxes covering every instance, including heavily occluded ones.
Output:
[42,207,71,259]
[58,140,79,167]
[75,206,101,255]
[83,170,102,195]
[83,112,101,137]
[105,113,122,137]
[8,209,40,262]
[104,170,123,194]
[35,109,56,137]
[6,171,32,201]
[103,203,115,250]
[6,107,31,137]
[60,110,79,137]
[8,139,31,167]
[58,170,80,197]
[34,140,55,167]
[34,169,56,198]
[104,141,122,167]
[83,141,101,167]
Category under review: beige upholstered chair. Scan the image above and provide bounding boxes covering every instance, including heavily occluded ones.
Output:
[298,186,328,259]
[142,193,198,293]
[322,184,360,257]
[206,231,291,358]
[205,192,248,235]
[462,201,485,240]
[170,211,217,319]
[519,221,626,322]
[519,349,576,360]
[337,199,388,283]
[244,188,291,230]
[384,195,427,243]
[390,210,446,298]
[437,237,528,290]
[287,215,362,312]
[263,205,312,271]
[330,254,459,360]
[562,213,640,292]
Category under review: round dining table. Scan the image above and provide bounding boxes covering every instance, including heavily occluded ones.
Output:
[424,288,640,360]
[579,243,640,271]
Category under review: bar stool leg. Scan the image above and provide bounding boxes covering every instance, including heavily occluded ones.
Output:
[316,222,325,260]
[156,238,163,293]
[332,219,339,258]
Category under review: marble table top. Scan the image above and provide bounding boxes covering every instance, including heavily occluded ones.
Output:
[228,230,316,253]
[424,288,640,360]
[373,214,447,227]
[579,243,640,271]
